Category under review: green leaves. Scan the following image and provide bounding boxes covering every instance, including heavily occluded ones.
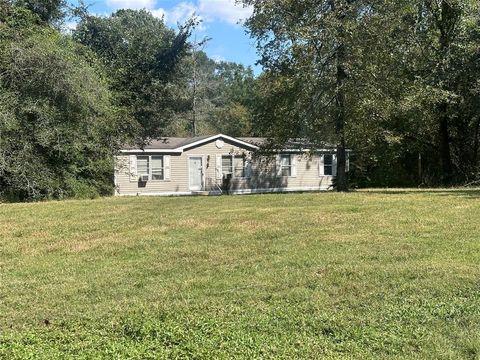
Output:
[14,0,66,25]
[243,0,480,187]
[74,9,191,140]
[0,3,260,200]
[0,7,130,200]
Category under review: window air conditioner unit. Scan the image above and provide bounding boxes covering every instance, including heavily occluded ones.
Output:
[140,175,149,182]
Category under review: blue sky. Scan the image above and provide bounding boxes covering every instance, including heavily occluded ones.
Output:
[69,0,260,74]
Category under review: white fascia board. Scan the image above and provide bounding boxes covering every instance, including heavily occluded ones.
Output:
[120,134,259,154]
[179,134,260,151]
[120,149,183,154]
[276,148,352,153]
[275,149,331,153]
[119,138,349,154]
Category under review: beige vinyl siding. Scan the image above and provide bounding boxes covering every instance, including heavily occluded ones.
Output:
[245,154,333,191]
[115,138,334,195]
[190,140,252,191]
[115,153,187,195]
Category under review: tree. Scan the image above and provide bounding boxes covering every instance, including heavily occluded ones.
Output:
[173,49,257,137]
[412,0,479,184]
[74,9,192,141]
[13,0,66,25]
[0,5,131,200]
[243,0,382,191]
[370,0,480,186]
[244,0,480,188]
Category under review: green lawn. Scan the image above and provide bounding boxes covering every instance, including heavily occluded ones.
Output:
[1,190,479,359]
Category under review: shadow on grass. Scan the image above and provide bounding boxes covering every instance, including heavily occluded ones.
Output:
[359,189,480,199]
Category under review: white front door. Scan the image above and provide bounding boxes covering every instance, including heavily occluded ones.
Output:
[189,157,203,191]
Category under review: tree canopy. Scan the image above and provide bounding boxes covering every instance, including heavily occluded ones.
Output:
[1,0,480,200]
[0,4,131,200]
[74,9,192,141]
[0,2,259,201]
[242,0,480,188]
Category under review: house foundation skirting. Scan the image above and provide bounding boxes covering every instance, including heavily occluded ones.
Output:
[116,186,331,197]
[229,186,331,195]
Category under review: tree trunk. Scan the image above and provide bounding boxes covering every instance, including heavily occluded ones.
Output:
[438,102,452,183]
[435,0,458,185]
[473,117,480,173]
[329,0,348,191]
[335,40,348,191]
[336,138,348,191]
[418,152,423,185]
[192,48,198,137]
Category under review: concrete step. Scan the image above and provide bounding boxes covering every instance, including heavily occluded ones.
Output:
[191,190,222,196]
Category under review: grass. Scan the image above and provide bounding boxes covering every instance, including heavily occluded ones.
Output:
[0,190,479,359]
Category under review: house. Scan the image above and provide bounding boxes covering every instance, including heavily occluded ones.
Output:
[114,134,347,196]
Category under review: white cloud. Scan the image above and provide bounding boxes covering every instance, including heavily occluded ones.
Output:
[64,21,78,31]
[198,0,252,25]
[211,55,226,63]
[150,2,205,31]
[150,8,167,20]
[151,0,252,28]
[106,0,156,10]
[166,2,198,24]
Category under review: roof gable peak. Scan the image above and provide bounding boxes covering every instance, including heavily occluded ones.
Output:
[178,134,259,151]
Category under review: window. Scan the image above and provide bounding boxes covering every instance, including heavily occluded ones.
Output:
[137,156,149,178]
[221,155,247,178]
[137,155,165,181]
[234,156,245,178]
[222,156,233,176]
[280,154,292,176]
[324,154,333,176]
[151,156,164,180]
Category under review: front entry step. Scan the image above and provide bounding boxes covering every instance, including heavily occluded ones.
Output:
[192,191,209,196]
[191,190,222,196]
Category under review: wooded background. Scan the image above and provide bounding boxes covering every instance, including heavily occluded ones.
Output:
[1,0,479,200]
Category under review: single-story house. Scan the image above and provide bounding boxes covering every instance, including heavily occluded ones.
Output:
[114,134,348,196]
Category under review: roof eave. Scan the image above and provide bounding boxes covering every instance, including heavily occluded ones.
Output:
[178,134,260,151]
[269,148,352,152]
[120,149,183,154]
[119,134,260,153]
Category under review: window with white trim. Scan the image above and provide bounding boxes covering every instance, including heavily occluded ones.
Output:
[324,154,333,176]
[137,155,164,181]
[137,156,149,179]
[280,154,292,176]
[222,156,233,176]
[151,156,164,180]
[234,156,245,177]
[222,155,247,178]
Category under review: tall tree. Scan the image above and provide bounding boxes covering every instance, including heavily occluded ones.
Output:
[245,0,480,187]
[74,10,192,141]
[0,3,130,200]
[415,0,476,184]
[243,0,380,191]
[13,0,66,25]
[171,49,257,137]
[375,0,480,186]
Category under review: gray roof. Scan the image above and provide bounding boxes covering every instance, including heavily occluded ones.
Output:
[240,137,332,149]
[124,136,212,150]
[238,137,268,146]
[123,134,336,151]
